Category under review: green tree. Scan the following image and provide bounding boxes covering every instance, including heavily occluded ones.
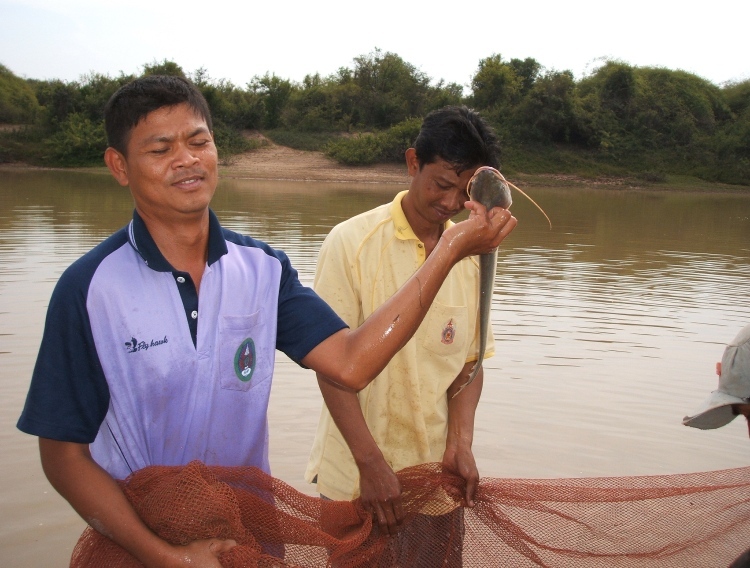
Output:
[283,73,343,131]
[517,70,579,143]
[597,61,636,116]
[188,68,263,157]
[78,72,134,122]
[0,64,40,123]
[425,80,464,113]
[632,68,727,149]
[722,79,750,116]
[576,61,735,175]
[46,112,107,165]
[351,49,431,128]
[509,57,542,96]
[197,73,263,130]
[31,72,132,133]
[249,73,294,129]
[32,79,82,127]
[142,59,186,78]
[470,54,522,110]
[714,79,750,184]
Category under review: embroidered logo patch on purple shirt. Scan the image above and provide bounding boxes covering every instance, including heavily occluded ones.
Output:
[234,338,256,382]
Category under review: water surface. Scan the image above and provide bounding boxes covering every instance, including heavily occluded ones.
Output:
[1,170,749,567]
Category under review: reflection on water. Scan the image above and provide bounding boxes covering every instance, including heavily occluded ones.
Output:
[1,169,749,567]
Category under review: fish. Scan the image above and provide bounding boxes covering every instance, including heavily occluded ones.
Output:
[453,166,551,397]
[452,166,511,397]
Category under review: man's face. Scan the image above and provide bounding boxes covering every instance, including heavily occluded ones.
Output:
[105,103,218,223]
[404,148,476,229]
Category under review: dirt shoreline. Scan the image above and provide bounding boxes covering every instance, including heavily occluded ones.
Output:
[220,142,410,185]
[1,142,747,193]
[215,144,649,190]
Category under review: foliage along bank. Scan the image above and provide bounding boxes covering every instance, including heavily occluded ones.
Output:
[0,51,748,186]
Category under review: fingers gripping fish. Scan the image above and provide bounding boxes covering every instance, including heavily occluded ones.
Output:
[452,167,550,398]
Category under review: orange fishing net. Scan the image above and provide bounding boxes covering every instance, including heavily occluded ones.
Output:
[70,460,750,567]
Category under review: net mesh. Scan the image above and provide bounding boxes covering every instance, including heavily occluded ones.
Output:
[70,460,750,567]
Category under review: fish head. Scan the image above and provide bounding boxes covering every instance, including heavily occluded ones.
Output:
[467,166,512,210]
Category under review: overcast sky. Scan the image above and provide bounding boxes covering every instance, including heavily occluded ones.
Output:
[2,0,748,90]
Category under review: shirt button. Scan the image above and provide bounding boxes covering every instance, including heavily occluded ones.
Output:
[417,243,424,248]
[176,276,186,283]
[191,310,198,319]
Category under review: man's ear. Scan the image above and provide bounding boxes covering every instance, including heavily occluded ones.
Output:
[405,147,419,176]
[104,147,129,187]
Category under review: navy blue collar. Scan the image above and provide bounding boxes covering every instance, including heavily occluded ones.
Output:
[127,209,228,272]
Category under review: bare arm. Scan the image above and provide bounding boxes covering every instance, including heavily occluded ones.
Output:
[316,375,404,535]
[39,439,235,568]
[443,361,484,507]
[302,203,516,390]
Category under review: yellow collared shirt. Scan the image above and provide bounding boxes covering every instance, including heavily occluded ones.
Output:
[305,191,495,500]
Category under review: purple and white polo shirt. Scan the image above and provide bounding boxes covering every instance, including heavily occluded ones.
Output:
[17,209,346,480]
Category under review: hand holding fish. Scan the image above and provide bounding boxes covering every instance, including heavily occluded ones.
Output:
[440,201,517,260]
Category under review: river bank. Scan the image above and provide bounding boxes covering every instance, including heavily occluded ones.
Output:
[1,141,747,193]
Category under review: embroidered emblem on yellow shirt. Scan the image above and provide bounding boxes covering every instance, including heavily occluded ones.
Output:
[441,319,455,344]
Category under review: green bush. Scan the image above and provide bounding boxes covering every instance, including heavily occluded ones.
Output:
[375,117,421,161]
[1,55,748,186]
[0,64,41,123]
[46,112,107,166]
[324,117,421,165]
[212,122,264,164]
[325,133,383,165]
[264,129,339,151]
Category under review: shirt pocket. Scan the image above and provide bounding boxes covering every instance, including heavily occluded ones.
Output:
[219,311,273,392]
[420,302,469,357]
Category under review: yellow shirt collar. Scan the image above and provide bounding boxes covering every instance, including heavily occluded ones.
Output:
[390,190,454,242]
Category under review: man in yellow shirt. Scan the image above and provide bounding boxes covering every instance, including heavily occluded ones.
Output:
[305,106,505,554]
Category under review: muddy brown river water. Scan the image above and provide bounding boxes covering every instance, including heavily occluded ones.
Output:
[1,170,749,566]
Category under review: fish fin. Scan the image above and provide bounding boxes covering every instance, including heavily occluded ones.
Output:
[451,363,479,399]
[451,377,474,399]
[452,382,466,398]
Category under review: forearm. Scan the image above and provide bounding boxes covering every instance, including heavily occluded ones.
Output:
[446,363,483,454]
[39,439,177,568]
[303,204,515,390]
[317,375,384,468]
[443,363,483,505]
[317,375,404,533]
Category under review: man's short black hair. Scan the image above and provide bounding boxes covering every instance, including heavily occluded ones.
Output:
[104,75,213,155]
[413,105,501,173]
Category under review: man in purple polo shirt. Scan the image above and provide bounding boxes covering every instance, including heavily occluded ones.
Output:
[16,75,517,567]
